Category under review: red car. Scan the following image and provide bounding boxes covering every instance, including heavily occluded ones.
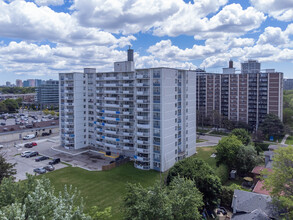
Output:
[32,142,37,146]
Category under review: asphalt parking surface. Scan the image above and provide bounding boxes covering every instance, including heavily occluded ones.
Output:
[1,136,115,180]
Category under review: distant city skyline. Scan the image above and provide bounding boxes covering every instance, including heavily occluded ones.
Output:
[0,0,292,84]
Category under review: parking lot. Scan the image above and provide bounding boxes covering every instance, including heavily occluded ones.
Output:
[0,110,57,127]
[1,136,115,181]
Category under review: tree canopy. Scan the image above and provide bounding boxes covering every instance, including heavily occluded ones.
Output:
[263,145,293,219]
[235,145,260,175]
[166,157,222,208]
[0,154,16,184]
[259,113,284,139]
[230,128,251,145]
[123,177,203,220]
[215,135,243,169]
[0,175,111,220]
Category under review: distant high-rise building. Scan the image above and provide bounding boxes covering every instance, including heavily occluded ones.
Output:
[36,80,59,109]
[59,49,197,172]
[23,79,36,87]
[241,60,261,74]
[284,79,293,90]
[5,81,11,87]
[197,61,283,130]
[16,79,23,87]
[35,79,43,87]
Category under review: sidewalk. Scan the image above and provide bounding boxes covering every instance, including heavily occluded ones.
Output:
[281,134,289,144]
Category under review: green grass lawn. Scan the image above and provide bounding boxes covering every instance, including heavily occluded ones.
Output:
[44,162,161,220]
[196,128,210,133]
[196,139,207,143]
[286,136,293,145]
[195,146,229,183]
[209,130,229,136]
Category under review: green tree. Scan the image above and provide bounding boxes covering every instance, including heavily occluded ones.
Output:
[220,184,242,207]
[168,177,203,220]
[216,135,243,169]
[0,175,110,220]
[263,145,293,219]
[235,145,261,175]
[167,157,222,208]
[123,182,172,220]
[0,102,8,113]
[231,128,251,145]
[123,177,203,220]
[3,99,19,113]
[259,113,285,139]
[0,154,16,184]
[89,206,112,220]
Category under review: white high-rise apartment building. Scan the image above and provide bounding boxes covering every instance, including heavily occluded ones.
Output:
[59,50,197,172]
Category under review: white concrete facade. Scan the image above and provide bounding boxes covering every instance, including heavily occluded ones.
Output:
[59,59,197,172]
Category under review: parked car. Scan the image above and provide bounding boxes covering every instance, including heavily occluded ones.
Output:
[0,122,6,126]
[25,151,39,158]
[21,151,32,157]
[25,124,33,128]
[33,168,46,174]
[0,145,3,149]
[43,165,55,171]
[23,134,36,140]
[41,132,50,136]
[24,143,33,148]
[49,158,60,165]
[35,156,49,162]
[32,142,37,146]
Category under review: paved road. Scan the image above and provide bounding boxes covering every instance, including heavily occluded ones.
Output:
[281,134,289,144]
[197,135,222,147]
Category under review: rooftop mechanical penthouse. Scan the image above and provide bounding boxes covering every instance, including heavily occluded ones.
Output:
[59,49,197,172]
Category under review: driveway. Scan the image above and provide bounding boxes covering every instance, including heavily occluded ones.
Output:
[197,135,222,147]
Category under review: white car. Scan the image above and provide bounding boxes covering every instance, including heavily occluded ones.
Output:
[21,151,32,157]
[0,145,3,149]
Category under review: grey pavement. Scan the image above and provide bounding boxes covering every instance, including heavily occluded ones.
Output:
[197,135,222,147]
[281,134,289,144]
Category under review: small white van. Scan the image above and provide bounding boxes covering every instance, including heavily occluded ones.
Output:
[23,134,36,140]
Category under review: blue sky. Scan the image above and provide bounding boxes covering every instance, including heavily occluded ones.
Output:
[0,0,293,84]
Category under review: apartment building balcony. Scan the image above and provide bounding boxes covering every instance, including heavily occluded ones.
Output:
[122,132,131,136]
[137,140,149,145]
[104,76,119,80]
[64,90,74,94]
[123,125,133,129]
[65,139,74,144]
[122,118,130,122]
[134,163,150,170]
[104,83,119,87]
[96,140,103,145]
[104,130,117,135]
[137,91,148,95]
[122,83,133,87]
[137,132,149,137]
[136,74,149,79]
[64,83,74,87]
[104,97,118,101]
[96,83,103,87]
[137,107,149,112]
[136,147,149,153]
[137,83,149,87]
[137,99,149,104]
[104,142,117,148]
[122,111,131,115]
[153,83,160,86]
[104,90,118,94]
[104,103,120,108]
[65,109,74,114]
[122,90,131,94]
[122,97,133,101]
[123,139,132,144]
[136,156,150,162]
[104,123,118,128]
[104,136,119,142]
[122,76,133,80]
[137,124,150,129]
[137,116,149,120]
